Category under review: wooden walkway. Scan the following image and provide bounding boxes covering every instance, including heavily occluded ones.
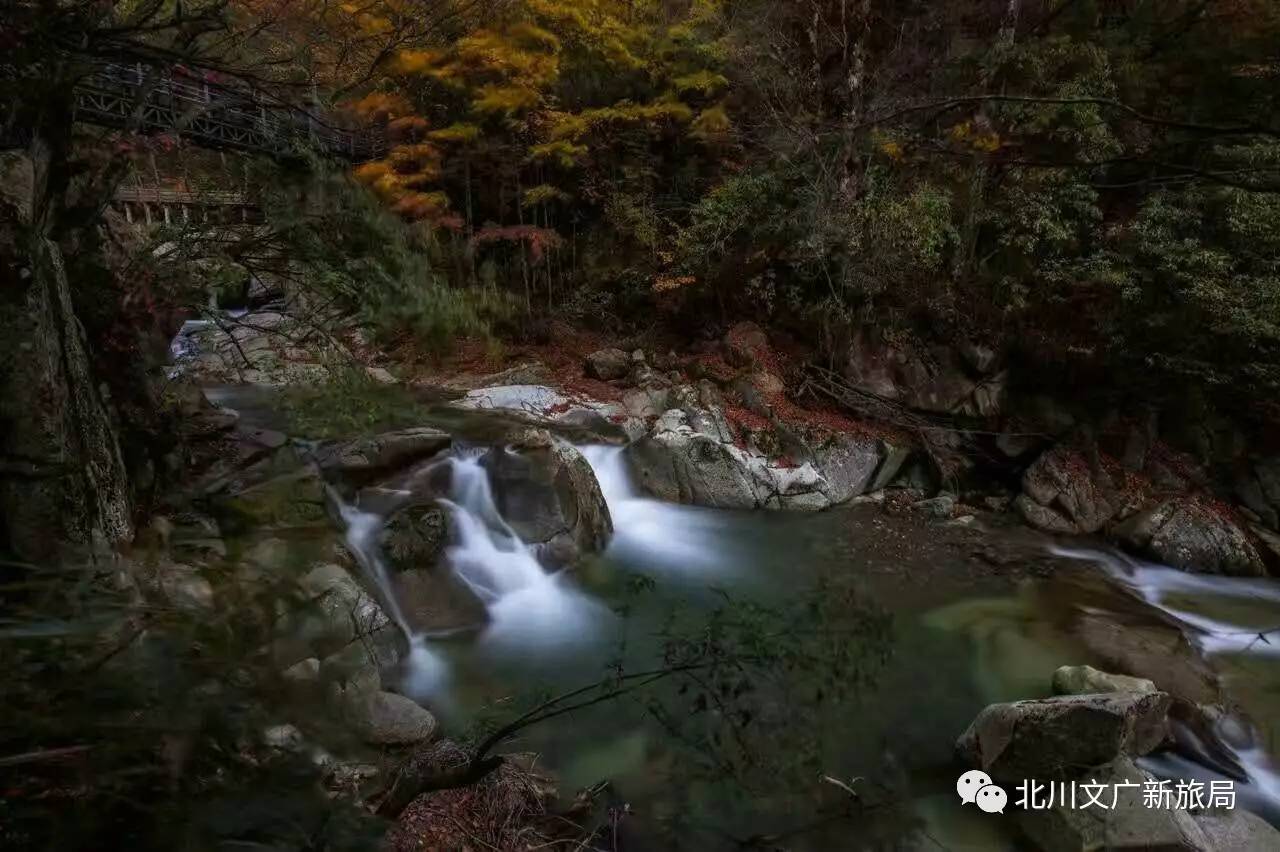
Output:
[111,185,262,226]
[73,62,386,161]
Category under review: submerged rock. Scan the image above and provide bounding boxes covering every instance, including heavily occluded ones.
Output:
[1117,498,1266,577]
[956,692,1171,783]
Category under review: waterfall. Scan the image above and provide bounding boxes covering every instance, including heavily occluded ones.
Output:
[330,487,449,699]
[439,453,609,652]
[581,444,730,576]
[1052,545,1280,821]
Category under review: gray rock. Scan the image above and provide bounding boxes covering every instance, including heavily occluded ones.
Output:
[1052,665,1158,696]
[393,567,489,634]
[1017,757,1209,852]
[584,348,630,380]
[261,723,305,752]
[956,692,1171,784]
[870,439,912,491]
[282,657,320,685]
[483,430,612,567]
[348,691,438,745]
[622,387,670,419]
[1019,445,1118,534]
[318,427,451,484]
[275,563,395,665]
[723,321,771,368]
[959,340,998,375]
[996,431,1042,460]
[915,493,957,519]
[320,641,383,698]
[383,504,447,570]
[1015,494,1080,535]
[812,435,882,505]
[155,564,215,612]
[1195,808,1280,851]
[1117,499,1266,577]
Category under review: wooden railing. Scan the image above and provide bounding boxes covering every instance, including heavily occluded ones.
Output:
[111,184,262,226]
[73,61,386,161]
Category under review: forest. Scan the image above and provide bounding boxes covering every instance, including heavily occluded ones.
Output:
[3,1,1280,850]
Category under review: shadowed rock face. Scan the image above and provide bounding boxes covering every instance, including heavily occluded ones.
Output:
[482,430,612,568]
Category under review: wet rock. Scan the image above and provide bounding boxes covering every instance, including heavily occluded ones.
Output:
[1195,808,1280,851]
[318,427,451,484]
[393,568,489,634]
[383,504,448,570]
[320,640,383,699]
[956,692,1171,783]
[1017,756,1209,852]
[482,431,612,567]
[455,385,642,443]
[1117,498,1266,577]
[1018,445,1118,534]
[584,348,630,380]
[214,459,327,530]
[347,691,438,746]
[1052,665,1157,696]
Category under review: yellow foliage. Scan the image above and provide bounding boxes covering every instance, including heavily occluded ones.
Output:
[473,84,541,114]
[353,161,390,185]
[673,70,729,94]
[528,139,588,167]
[392,49,445,75]
[522,184,572,207]
[429,123,483,145]
[392,191,451,220]
[879,140,905,161]
[691,104,732,141]
[389,143,443,171]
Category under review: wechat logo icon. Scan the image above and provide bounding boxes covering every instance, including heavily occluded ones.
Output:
[957,769,1007,814]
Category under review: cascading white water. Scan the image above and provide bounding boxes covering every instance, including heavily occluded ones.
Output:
[330,488,449,699]
[439,453,609,653]
[580,445,732,577]
[1052,545,1280,821]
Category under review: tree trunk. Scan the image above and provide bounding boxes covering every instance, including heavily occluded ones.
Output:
[0,145,133,565]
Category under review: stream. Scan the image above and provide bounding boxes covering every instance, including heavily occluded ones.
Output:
[190,369,1280,849]
[321,434,1280,849]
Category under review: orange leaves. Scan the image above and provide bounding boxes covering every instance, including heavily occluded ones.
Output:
[950,120,1002,153]
[345,91,412,123]
[472,225,564,262]
[388,115,431,142]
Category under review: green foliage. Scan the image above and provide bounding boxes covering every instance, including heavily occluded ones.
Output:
[264,164,509,352]
[278,364,438,440]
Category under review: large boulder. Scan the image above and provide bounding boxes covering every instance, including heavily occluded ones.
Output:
[1017,445,1118,534]
[584,348,631,380]
[383,503,448,569]
[1117,498,1267,577]
[274,562,399,667]
[482,430,612,567]
[1195,808,1280,851]
[455,385,643,442]
[956,692,1171,784]
[812,435,882,505]
[345,690,438,746]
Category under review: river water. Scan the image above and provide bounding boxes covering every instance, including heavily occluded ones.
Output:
[192,371,1280,849]
[322,437,1280,849]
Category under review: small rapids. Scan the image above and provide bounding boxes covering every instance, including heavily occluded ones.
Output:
[330,446,620,700]
[1053,545,1280,822]
[581,444,734,578]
